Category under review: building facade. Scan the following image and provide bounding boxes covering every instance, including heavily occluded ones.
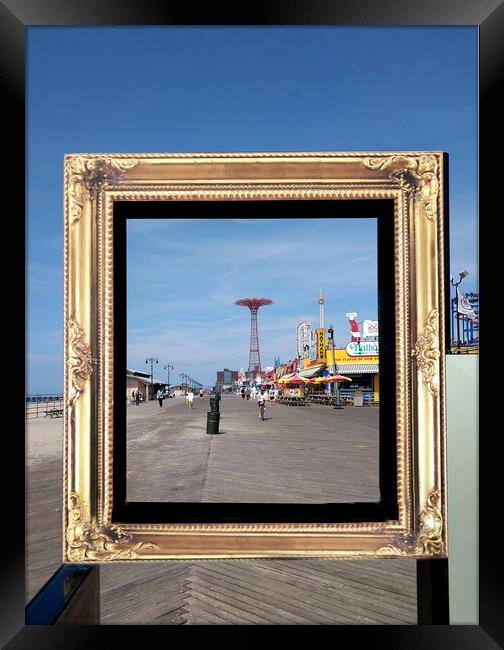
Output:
[296,328,380,402]
[326,347,379,402]
[216,368,239,389]
[126,368,167,401]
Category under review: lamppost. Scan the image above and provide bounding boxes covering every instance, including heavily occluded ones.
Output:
[163,363,173,391]
[145,357,158,399]
[327,325,342,409]
[450,271,468,353]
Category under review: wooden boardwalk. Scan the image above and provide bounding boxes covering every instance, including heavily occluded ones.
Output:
[100,558,417,625]
[26,397,417,624]
[127,394,380,503]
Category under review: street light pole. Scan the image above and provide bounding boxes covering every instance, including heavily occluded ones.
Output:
[145,357,158,399]
[164,363,173,391]
[450,271,468,353]
[327,325,342,410]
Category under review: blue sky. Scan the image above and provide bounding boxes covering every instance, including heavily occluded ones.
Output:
[127,218,377,385]
[27,26,477,393]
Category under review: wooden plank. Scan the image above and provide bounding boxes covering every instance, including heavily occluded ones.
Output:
[126,396,380,504]
[187,569,357,624]
[27,402,417,624]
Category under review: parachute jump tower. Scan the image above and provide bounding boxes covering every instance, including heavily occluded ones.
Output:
[235,297,273,377]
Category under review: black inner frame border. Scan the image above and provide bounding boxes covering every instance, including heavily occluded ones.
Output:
[112,199,398,524]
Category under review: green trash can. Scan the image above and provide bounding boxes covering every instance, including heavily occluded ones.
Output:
[206,410,220,434]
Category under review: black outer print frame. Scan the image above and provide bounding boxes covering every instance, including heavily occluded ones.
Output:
[113,200,398,525]
[5,1,497,648]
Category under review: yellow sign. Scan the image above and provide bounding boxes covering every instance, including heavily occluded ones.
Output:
[316,328,326,363]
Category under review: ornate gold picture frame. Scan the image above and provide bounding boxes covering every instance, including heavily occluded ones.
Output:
[63,151,447,561]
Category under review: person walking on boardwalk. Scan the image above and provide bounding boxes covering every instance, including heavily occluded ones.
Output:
[135,390,140,405]
[187,390,194,409]
[257,389,266,421]
[199,389,204,401]
[240,387,246,400]
[156,389,164,407]
[245,387,251,401]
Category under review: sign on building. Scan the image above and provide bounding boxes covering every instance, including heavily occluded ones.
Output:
[346,341,379,356]
[316,328,326,363]
[362,320,379,338]
[296,321,312,358]
[309,327,317,361]
[275,364,287,379]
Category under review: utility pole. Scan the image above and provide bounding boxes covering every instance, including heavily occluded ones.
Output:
[327,325,342,409]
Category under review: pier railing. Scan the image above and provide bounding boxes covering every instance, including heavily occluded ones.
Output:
[25,395,64,420]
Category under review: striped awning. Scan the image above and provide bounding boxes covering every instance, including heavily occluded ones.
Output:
[336,364,379,374]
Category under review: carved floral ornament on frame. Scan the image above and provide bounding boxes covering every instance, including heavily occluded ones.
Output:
[63,151,447,561]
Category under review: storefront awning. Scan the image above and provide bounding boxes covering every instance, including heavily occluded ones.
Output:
[276,372,296,384]
[336,364,379,374]
[126,374,148,383]
[298,364,325,378]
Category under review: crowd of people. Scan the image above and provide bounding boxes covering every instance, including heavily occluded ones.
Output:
[132,384,275,421]
[130,389,144,405]
[239,385,278,402]
[131,387,207,408]
[239,385,277,421]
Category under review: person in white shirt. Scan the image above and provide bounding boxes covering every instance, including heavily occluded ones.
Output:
[187,391,194,408]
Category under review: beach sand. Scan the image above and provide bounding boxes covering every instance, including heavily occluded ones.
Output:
[26,416,63,465]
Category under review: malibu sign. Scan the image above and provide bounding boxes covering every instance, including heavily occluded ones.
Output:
[346,341,379,356]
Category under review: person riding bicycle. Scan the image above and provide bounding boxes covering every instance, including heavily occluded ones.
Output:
[257,389,266,421]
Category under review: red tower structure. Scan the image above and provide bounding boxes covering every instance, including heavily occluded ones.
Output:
[235,297,273,377]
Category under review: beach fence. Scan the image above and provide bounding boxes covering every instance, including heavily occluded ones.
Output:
[25,395,64,420]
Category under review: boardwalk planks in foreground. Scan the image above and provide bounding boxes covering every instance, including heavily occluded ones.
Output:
[100,558,417,625]
[26,397,417,624]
